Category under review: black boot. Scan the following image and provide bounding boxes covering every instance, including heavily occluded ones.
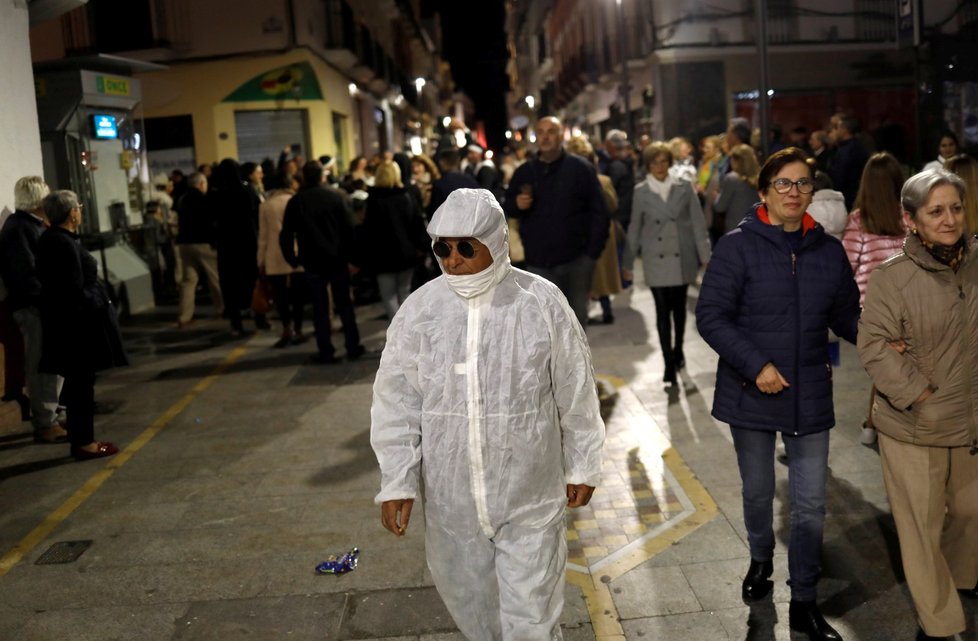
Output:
[788,600,842,641]
[673,346,685,370]
[915,629,948,641]
[741,559,773,601]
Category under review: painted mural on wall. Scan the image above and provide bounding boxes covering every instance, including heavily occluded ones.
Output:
[223,62,323,102]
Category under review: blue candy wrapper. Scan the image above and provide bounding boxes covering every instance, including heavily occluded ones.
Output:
[315,547,360,575]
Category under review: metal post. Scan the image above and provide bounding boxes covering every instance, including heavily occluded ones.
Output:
[756,0,770,158]
[616,0,633,140]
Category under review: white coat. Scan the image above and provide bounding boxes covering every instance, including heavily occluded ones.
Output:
[370,188,604,641]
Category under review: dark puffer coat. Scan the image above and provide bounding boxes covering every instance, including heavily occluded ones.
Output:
[695,205,860,435]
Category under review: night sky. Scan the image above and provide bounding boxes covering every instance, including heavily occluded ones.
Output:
[430,0,510,151]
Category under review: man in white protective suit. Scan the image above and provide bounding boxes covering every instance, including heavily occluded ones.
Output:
[370,188,605,641]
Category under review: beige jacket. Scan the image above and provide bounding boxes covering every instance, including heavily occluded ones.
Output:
[257,189,302,276]
[857,233,978,448]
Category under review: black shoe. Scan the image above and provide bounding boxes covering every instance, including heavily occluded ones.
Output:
[308,353,340,365]
[788,600,842,641]
[915,629,948,641]
[272,336,292,349]
[741,559,773,602]
[346,345,366,360]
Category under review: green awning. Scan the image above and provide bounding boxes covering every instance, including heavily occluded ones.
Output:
[223,62,323,102]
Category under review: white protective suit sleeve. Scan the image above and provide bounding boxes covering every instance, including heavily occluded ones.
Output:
[548,291,605,487]
[370,312,424,503]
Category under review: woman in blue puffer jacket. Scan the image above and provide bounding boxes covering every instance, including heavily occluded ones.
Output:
[695,148,860,641]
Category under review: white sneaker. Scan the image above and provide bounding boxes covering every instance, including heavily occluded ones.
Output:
[861,426,877,445]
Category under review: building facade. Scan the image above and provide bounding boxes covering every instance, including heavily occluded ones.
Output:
[508,0,978,166]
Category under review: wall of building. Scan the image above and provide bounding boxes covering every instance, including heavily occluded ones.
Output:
[135,49,356,167]
[0,0,44,213]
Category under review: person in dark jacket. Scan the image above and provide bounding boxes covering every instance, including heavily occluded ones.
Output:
[828,114,869,210]
[0,176,65,442]
[428,144,479,218]
[695,148,860,641]
[503,116,610,327]
[280,160,365,363]
[209,158,263,335]
[36,190,127,460]
[361,160,428,320]
[175,172,223,327]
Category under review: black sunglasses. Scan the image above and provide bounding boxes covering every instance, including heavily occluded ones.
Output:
[433,240,476,259]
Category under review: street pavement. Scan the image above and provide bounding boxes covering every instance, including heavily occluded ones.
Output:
[0,275,974,641]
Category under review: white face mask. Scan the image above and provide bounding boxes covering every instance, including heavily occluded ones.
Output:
[444,265,498,299]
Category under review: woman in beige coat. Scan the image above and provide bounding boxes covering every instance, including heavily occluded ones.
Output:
[857,168,978,641]
[257,173,307,348]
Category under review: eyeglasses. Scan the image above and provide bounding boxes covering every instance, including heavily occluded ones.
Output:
[433,239,476,259]
[770,178,814,194]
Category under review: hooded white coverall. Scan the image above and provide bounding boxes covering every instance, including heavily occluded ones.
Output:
[370,189,604,641]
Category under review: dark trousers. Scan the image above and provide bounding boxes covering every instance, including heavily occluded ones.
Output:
[0,302,25,397]
[731,426,830,602]
[526,254,594,328]
[650,285,688,365]
[62,369,96,447]
[306,269,360,358]
[268,274,308,334]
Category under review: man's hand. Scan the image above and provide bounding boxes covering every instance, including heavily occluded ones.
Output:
[755,363,789,394]
[566,484,595,508]
[381,499,414,536]
[515,193,533,210]
[348,263,360,276]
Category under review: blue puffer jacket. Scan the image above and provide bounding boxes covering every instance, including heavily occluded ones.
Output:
[695,205,860,435]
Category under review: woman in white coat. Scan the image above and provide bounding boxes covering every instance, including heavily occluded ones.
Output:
[626,142,711,384]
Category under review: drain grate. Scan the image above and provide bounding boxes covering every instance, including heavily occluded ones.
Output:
[35,540,93,565]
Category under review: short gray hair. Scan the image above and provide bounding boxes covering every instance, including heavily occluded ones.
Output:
[187,172,207,188]
[14,176,50,211]
[42,190,79,226]
[901,168,965,218]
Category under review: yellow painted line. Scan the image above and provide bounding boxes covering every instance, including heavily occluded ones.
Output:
[564,381,719,639]
[567,568,626,641]
[0,345,248,577]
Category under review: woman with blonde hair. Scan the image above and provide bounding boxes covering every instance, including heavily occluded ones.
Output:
[566,135,622,324]
[715,143,761,234]
[361,160,429,320]
[944,154,978,236]
[842,151,908,445]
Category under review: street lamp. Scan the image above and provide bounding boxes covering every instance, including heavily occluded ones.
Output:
[525,95,535,109]
[415,77,426,94]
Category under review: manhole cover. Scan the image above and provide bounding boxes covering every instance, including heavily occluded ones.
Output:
[35,540,93,565]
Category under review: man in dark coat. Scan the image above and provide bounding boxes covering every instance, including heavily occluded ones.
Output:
[0,176,65,443]
[828,114,869,210]
[503,116,609,328]
[175,172,223,327]
[280,160,364,364]
[428,145,479,218]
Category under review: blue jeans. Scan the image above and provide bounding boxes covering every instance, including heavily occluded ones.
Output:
[731,426,830,602]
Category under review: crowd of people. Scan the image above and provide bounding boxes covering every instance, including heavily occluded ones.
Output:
[1,109,976,641]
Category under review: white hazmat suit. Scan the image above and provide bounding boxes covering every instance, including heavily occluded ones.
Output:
[370,188,605,641]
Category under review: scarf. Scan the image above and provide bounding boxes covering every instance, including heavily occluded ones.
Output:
[914,230,967,272]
